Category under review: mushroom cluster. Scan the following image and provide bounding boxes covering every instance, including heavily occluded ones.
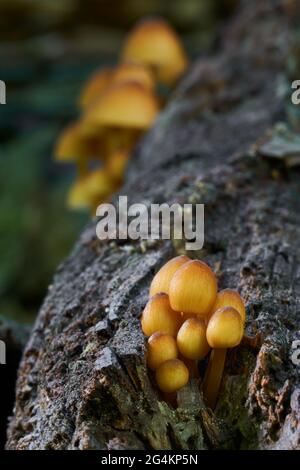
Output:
[141,256,246,409]
[54,18,188,213]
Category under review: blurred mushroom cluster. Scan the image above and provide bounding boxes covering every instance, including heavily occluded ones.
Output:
[141,256,246,409]
[54,18,188,213]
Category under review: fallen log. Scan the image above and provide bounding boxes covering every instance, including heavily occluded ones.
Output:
[6,0,300,450]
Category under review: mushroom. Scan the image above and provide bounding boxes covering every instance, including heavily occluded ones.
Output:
[67,178,93,210]
[106,149,130,183]
[85,167,117,197]
[79,67,113,110]
[112,63,155,91]
[210,288,246,323]
[203,306,244,409]
[177,317,210,360]
[149,255,190,297]
[122,18,188,85]
[155,358,189,393]
[141,293,182,338]
[147,332,178,370]
[179,356,200,379]
[67,168,117,211]
[84,81,159,131]
[82,81,159,157]
[181,311,197,323]
[54,122,101,177]
[169,259,217,317]
[80,63,156,110]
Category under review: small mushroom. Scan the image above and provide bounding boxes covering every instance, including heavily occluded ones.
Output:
[67,178,93,210]
[67,168,117,211]
[86,168,119,213]
[106,149,130,183]
[177,317,210,360]
[169,260,217,317]
[84,81,159,131]
[203,306,244,409]
[122,18,188,85]
[79,67,113,110]
[149,255,190,297]
[141,293,182,338]
[80,63,156,110]
[147,332,178,370]
[83,81,159,157]
[54,122,100,177]
[210,288,246,323]
[112,63,155,91]
[181,311,197,323]
[155,358,189,393]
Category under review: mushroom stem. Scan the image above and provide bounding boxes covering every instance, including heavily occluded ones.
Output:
[180,357,199,379]
[105,128,138,156]
[202,348,227,409]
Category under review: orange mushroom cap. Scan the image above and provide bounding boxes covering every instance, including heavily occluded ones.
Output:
[206,307,244,349]
[210,289,246,323]
[84,168,117,199]
[177,317,210,360]
[147,332,178,370]
[141,293,182,337]
[79,67,113,110]
[122,18,188,85]
[150,255,190,297]
[112,63,155,91]
[169,260,217,316]
[54,122,99,162]
[155,358,189,393]
[80,63,156,110]
[181,311,197,323]
[67,169,117,210]
[67,178,92,210]
[84,81,159,130]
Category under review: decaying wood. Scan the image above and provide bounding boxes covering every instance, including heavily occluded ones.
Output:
[0,317,30,448]
[6,0,300,450]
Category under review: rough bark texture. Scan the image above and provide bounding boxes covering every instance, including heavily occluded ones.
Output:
[0,317,30,449]
[6,0,300,450]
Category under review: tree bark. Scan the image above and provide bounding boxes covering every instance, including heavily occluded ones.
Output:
[6,0,300,450]
[0,317,30,449]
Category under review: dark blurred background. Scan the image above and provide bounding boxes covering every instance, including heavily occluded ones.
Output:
[0,0,238,327]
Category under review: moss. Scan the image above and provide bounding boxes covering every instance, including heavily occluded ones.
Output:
[216,352,259,449]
